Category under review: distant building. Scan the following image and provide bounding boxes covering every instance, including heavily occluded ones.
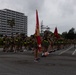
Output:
[0,9,27,36]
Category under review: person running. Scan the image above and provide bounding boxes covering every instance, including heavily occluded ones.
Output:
[3,35,10,52]
[31,35,40,62]
[9,36,15,52]
[14,33,19,52]
[41,31,50,57]
[47,34,54,53]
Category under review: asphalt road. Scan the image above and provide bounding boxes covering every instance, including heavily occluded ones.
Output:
[0,45,76,75]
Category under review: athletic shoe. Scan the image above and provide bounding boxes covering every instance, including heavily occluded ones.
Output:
[34,58,40,62]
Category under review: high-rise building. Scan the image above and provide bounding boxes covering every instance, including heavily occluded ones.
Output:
[0,9,27,36]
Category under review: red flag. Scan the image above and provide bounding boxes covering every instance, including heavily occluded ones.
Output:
[35,10,41,52]
[54,27,60,39]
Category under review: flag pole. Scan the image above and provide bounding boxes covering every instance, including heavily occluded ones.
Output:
[34,10,42,61]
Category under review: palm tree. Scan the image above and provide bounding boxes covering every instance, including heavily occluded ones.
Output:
[7,18,15,36]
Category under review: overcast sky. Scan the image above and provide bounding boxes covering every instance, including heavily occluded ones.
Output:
[0,0,76,36]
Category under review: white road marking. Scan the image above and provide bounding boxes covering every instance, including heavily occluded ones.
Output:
[59,46,73,55]
[72,49,76,55]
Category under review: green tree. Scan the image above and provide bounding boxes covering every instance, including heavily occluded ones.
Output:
[7,18,15,36]
[62,31,68,39]
[67,28,75,39]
